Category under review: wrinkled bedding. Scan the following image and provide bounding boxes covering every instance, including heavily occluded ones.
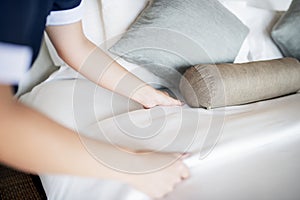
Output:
[18,1,300,199]
[20,77,300,200]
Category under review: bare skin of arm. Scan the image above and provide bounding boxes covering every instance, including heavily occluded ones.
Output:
[45,21,182,108]
[0,21,189,199]
[0,85,189,198]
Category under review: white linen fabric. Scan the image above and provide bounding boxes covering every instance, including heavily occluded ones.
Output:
[20,78,300,200]
[18,0,300,200]
[247,0,292,11]
[101,0,149,47]
[218,0,292,11]
[223,1,283,63]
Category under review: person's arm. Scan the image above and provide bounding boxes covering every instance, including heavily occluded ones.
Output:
[45,21,181,108]
[0,85,189,198]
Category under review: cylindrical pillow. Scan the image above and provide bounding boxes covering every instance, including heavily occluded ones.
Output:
[179,58,300,109]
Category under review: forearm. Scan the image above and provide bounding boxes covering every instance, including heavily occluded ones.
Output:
[0,85,189,200]
[46,23,155,105]
[46,22,181,107]
[0,99,186,183]
[0,95,129,181]
[75,46,155,104]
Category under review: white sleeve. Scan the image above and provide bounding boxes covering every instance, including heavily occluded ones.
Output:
[0,42,32,85]
[46,0,85,26]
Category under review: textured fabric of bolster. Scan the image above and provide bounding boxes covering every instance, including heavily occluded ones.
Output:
[180,58,300,109]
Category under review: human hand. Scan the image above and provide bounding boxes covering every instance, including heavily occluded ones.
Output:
[132,85,183,109]
[124,152,189,199]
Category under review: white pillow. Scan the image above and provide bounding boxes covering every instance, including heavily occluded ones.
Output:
[247,0,292,11]
[222,1,283,63]
[101,0,149,47]
[219,0,292,11]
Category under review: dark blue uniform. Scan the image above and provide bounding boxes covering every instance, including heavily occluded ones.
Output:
[0,0,83,86]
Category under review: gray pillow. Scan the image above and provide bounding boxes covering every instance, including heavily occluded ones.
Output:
[109,0,249,87]
[271,0,300,60]
[179,58,300,109]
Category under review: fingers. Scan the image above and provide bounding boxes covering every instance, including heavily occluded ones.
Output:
[181,163,190,179]
[173,159,190,180]
[172,154,190,180]
[180,153,191,159]
[140,89,184,108]
[160,93,183,106]
[162,91,170,96]
[170,98,183,106]
[145,156,189,199]
[172,153,182,158]
[172,153,191,161]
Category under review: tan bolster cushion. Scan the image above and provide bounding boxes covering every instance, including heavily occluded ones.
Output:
[179,58,300,109]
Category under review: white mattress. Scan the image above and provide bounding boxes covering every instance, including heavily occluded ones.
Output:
[19,1,299,199]
[82,90,300,200]
[20,77,300,200]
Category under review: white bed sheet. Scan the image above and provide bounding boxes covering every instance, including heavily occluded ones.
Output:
[20,77,300,200]
[18,1,300,199]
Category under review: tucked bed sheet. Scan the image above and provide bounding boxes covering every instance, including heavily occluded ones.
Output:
[18,1,299,199]
[20,77,300,200]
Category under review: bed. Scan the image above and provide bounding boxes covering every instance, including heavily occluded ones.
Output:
[18,0,300,199]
